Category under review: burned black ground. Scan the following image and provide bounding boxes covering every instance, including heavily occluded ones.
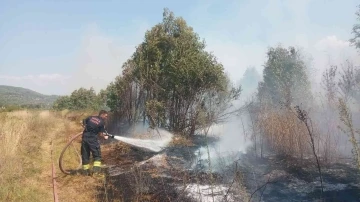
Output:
[237,154,360,202]
[94,134,360,202]
[95,135,221,202]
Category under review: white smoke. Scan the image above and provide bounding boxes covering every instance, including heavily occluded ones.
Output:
[194,117,253,171]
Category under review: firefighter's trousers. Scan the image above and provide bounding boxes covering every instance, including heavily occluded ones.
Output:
[81,134,102,170]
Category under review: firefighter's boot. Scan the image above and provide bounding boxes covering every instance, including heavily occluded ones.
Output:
[80,164,90,176]
[92,161,104,178]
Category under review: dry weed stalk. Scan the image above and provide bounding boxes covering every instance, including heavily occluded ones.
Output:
[338,98,360,169]
[294,105,324,198]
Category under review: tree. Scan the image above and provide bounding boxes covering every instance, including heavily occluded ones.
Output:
[107,8,240,135]
[53,95,72,110]
[338,60,360,102]
[350,4,360,50]
[69,87,98,110]
[52,87,104,111]
[104,59,147,125]
[239,66,261,97]
[259,45,312,109]
[321,65,338,106]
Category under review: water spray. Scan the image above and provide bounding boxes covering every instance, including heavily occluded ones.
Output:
[59,128,173,175]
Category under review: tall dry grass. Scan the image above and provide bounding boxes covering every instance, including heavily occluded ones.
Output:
[258,109,310,159]
[257,107,341,163]
[0,110,60,201]
[0,109,103,202]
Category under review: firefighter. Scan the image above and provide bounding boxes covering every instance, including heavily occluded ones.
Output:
[80,110,109,176]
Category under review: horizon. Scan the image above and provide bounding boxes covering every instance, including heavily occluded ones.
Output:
[1,0,360,95]
[0,84,58,96]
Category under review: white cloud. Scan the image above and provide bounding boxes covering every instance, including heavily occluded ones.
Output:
[65,23,149,94]
[315,35,350,51]
[311,35,359,77]
[0,21,149,95]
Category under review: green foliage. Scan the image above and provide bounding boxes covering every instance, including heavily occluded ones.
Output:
[350,4,360,50]
[321,65,338,106]
[52,96,71,110]
[52,87,104,111]
[105,79,122,112]
[105,8,240,135]
[146,99,166,128]
[258,45,312,108]
[337,60,360,102]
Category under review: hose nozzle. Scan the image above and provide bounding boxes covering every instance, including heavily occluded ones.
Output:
[104,130,114,138]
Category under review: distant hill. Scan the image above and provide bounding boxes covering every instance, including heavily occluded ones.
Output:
[0,85,59,107]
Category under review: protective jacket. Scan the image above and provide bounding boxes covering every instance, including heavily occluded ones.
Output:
[82,116,106,138]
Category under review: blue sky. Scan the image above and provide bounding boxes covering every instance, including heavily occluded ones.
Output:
[0,0,359,95]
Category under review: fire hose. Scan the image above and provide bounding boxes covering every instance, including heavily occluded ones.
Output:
[58,131,114,175]
[58,132,82,175]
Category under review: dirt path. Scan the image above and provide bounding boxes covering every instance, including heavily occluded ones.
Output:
[38,113,60,201]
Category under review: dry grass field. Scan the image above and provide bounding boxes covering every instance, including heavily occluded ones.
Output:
[0,109,105,202]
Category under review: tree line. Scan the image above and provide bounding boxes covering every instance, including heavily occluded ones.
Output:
[53,6,360,144]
